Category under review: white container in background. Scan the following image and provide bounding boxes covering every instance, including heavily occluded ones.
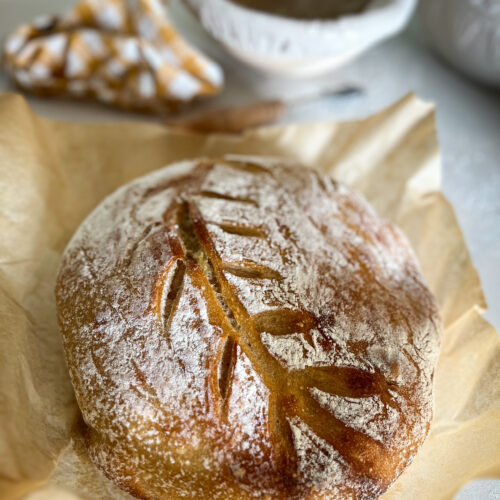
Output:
[185,0,417,78]
[420,0,500,87]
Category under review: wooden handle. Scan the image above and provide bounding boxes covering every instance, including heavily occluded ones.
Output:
[166,100,286,134]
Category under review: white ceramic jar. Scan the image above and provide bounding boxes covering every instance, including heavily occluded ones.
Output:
[185,0,417,78]
[420,0,500,86]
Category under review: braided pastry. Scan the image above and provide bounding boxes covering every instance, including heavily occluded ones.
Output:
[4,0,223,113]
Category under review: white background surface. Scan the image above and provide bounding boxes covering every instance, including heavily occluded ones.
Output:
[0,0,499,498]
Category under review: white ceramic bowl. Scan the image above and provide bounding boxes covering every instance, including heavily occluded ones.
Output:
[185,0,416,78]
[420,0,500,87]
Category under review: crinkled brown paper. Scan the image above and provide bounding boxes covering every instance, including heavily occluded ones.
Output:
[0,92,498,500]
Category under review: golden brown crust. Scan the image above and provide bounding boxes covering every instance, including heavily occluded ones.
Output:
[55,156,441,499]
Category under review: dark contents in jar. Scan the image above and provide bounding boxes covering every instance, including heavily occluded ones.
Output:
[229,0,371,20]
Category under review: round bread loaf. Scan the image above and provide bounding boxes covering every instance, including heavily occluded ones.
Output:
[55,156,441,500]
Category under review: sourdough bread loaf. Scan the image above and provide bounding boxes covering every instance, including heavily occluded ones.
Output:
[55,156,441,500]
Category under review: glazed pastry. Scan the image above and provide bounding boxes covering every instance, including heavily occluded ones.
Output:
[55,156,441,499]
[3,0,223,114]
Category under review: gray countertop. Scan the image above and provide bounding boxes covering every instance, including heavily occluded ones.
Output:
[1,0,499,498]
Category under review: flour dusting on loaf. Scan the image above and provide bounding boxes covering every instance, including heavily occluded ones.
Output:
[56,156,441,500]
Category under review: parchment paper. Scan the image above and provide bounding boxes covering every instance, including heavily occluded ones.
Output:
[0,92,498,500]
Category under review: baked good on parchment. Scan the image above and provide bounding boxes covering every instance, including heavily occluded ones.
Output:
[55,156,441,499]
